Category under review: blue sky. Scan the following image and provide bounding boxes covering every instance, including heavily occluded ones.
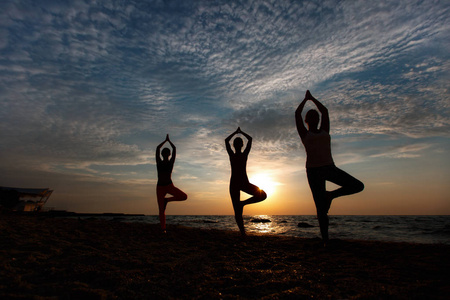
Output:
[1,0,449,215]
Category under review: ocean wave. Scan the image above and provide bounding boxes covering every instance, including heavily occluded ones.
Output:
[115,215,450,244]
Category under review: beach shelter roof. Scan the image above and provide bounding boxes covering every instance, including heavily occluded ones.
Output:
[0,186,53,200]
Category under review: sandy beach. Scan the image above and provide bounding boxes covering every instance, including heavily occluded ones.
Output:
[1,213,449,299]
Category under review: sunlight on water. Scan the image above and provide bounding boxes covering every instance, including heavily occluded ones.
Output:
[93,215,450,244]
[254,221,272,233]
[246,215,282,234]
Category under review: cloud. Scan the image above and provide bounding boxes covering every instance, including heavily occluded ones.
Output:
[0,0,448,213]
[321,74,450,138]
[370,143,432,159]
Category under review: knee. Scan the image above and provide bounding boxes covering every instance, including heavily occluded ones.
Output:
[260,190,267,200]
[232,201,243,213]
[356,181,364,193]
[316,211,328,223]
[181,193,188,201]
[316,208,327,218]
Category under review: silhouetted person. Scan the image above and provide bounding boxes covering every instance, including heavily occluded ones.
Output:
[296,90,364,244]
[156,134,187,232]
[225,127,267,236]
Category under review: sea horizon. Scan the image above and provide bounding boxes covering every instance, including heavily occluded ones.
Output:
[53,214,450,245]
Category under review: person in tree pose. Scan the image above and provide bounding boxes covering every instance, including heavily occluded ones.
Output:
[225,127,267,236]
[156,134,187,232]
[296,90,364,244]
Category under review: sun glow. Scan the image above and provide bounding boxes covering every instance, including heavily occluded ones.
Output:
[249,173,279,196]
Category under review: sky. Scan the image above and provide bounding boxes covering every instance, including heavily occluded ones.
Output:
[0,0,449,216]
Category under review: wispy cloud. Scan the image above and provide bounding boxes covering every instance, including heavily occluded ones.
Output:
[0,0,448,213]
[370,143,431,159]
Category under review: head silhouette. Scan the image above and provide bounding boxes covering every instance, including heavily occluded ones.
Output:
[161,148,171,160]
[233,137,243,151]
[305,109,320,130]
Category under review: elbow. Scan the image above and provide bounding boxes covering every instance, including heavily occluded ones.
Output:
[295,109,304,121]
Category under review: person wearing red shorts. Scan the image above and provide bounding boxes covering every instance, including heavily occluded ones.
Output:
[156,134,187,232]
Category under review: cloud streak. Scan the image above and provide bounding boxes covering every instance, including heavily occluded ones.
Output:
[0,0,448,214]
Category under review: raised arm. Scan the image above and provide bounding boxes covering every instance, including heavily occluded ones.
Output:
[166,134,176,162]
[225,128,239,155]
[295,94,308,139]
[155,136,167,163]
[238,127,252,155]
[307,91,330,133]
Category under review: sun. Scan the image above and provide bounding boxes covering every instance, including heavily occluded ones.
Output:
[249,173,278,196]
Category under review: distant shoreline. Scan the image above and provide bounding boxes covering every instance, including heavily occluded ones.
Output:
[3,210,146,218]
[8,210,449,217]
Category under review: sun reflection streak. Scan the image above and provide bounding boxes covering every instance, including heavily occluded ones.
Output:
[248,215,274,234]
[254,222,272,233]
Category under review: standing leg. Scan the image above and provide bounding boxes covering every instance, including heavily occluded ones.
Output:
[157,184,187,232]
[156,186,168,231]
[230,186,246,236]
[307,168,329,243]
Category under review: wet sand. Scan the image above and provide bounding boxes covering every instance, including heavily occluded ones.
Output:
[1,214,449,299]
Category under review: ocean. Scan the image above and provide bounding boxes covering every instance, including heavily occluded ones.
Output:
[98,215,450,245]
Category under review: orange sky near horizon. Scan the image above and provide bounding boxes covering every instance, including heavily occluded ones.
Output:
[1,1,449,217]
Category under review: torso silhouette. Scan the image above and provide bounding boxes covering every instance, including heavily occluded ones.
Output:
[302,129,334,168]
[157,160,173,186]
[229,152,249,185]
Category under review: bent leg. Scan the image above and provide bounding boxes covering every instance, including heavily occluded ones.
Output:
[326,166,364,201]
[165,184,188,202]
[241,183,267,206]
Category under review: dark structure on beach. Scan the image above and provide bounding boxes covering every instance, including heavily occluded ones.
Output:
[0,186,53,212]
